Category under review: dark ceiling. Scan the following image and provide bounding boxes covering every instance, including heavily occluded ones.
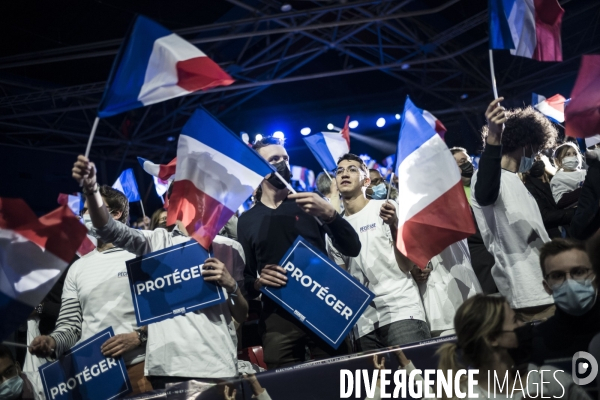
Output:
[2,0,599,215]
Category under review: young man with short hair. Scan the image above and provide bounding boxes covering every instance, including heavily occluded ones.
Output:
[327,153,429,350]
[513,239,599,366]
[471,98,557,321]
[239,137,361,369]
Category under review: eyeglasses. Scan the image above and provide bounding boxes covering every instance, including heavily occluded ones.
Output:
[545,266,594,289]
[335,166,362,176]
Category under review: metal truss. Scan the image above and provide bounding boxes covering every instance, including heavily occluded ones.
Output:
[1,0,598,161]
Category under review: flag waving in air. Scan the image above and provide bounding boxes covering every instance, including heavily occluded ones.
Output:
[532,93,566,123]
[489,0,564,62]
[394,97,475,268]
[422,110,447,140]
[0,199,87,340]
[566,55,600,139]
[98,15,234,118]
[168,108,274,249]
[303,116,351,172]
[113,168,141,203]
[138,157,177,200]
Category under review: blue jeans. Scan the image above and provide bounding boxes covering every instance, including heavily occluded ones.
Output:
[356,319,431,352]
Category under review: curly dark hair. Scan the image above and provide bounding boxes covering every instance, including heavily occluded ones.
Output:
[100,185,129,224]
[481,106,557,155]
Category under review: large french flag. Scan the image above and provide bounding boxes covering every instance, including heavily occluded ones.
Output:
[489,0,564,62]
[167,109,274,248]
[394,97,476,268]
[303,117,351,172]
[98,16,234,118]
[532,93,566,123]
[0,199,87,340]
[566,55,600,139]
[56,194,96,256]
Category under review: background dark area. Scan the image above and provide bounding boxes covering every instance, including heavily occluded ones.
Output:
[1,0,598,216]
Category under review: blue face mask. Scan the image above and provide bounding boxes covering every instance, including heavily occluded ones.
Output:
[370,183,387,200]
[518,147,535,173]
[0,375,24,400]
[552,279,597,316]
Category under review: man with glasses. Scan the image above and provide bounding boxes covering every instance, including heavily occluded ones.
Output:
[0,345,35,399]
[471,98,558,321]
[513,239,599,365]
[326,153,429,350]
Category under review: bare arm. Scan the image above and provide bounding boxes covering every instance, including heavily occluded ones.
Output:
[203,258,248,324]
[380,201,413,274]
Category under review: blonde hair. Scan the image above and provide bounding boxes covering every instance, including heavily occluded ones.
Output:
[437,295,507,378]
[553,142,581,169]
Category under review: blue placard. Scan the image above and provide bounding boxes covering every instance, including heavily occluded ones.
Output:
[126,240,226,326]
[39,327,131,400]
[261,236,374,349]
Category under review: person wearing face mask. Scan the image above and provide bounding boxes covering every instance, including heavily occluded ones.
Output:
[512,239,600,367]
[238,136,361,369]
[551,143,587,209]
[366,295,590,400]
[471,98,558,322]
[366,169,397,201]
[0,345,35,400]
[523,154,576,239]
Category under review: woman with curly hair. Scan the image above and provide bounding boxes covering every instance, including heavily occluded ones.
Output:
[470,98,558,322]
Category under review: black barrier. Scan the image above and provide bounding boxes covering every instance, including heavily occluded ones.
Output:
[126,335,456,399]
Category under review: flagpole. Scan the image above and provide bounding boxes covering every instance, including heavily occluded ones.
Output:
[386,172,395,202]
[275,171,323,226]
[488,49,499,100]
[323,168,333,182]
[84,117,100,158]
[139,200,146,219]
[2,341,29,349]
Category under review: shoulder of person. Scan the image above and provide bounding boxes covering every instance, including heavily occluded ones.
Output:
[213,235,245,258]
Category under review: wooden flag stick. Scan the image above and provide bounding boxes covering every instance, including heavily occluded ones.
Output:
[386,172,395,202]
[275,171,323,226]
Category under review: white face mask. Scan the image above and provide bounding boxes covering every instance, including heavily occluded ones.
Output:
[0,375,24,400]
[562,156,581,171]
[82,214,101,239]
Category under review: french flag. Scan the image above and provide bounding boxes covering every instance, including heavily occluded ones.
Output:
[98,16,234,118]
[291,166,316,191]
[422,109,447,140]
[532,93,566,123]
[56,194,96,255]
[566,55,600,139]
[0,199,87,340]
[489,0,564,62]
[138,157,177,181]
[167,109,274,249]
[394,97,476,268]
[303,116,351,172]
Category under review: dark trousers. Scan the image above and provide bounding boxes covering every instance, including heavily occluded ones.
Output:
[355,319,431,352]
[261,311,350,369]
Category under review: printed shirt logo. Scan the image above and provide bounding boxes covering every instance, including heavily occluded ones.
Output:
[117,271,128,278]
[359,223,377,233]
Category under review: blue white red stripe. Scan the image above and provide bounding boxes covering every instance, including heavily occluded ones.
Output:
[422,109,447,140]
[98,16,234,118]
[532,93,566,123]
[489,0,564,62]
[167,109,274,248]
[303,117,351,172]
[394,97,475,268]
[291,166,315,191]
[0,199,87,340]
[112,168,141,202]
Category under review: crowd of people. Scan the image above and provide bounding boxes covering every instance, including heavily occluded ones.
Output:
[2,97,600,400]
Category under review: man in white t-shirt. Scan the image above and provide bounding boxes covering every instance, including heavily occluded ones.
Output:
[471,97,557,321]
[327,153,429,351]
[70,156,248,389]
[29,186,151,394]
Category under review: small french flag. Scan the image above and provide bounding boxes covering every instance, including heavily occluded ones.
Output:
[532,93,566,123]
[138,157,177,181]
[98,16,234,118]
[303,117,351,172]
[422,109,447,140]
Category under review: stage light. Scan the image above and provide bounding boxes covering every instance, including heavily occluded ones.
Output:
[281,4,292,12]
[349,120,359,129]
[376,118,386,128]
[461,93,469,99]
[401,63,410,70]
[241,132,249,143]
[327,123,334,130]
[273,131,285,139]
[395,114,401,120]
[255,133,263,142]
[301,127,311,135]
[166,136,175,142]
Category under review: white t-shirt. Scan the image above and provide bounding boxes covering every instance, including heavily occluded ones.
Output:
[471,170,553,309]
[63,248,144,365]
[327,199,426,338]
[419,240,482,332]
[137,230,239,379]
[550,169,587,203]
